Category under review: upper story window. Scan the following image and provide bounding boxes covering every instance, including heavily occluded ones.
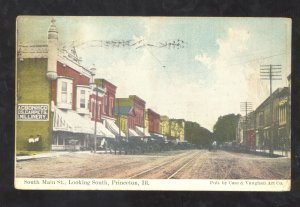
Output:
[76,85,91,114]
[109,97,114,116]
[80,90,85,108]
[57,77,73,110]
[61,82,68,103]
[103,95,106,114]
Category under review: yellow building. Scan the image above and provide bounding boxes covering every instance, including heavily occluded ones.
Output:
[114,114,128,135]
[16,55,52,152]
[114,99,133,136]
[159,115,170,138]
[169,119,185,141]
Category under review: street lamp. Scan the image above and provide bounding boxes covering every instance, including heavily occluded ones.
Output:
[93,87,100,153]
[90,66,105,153]
[90,82,105,153]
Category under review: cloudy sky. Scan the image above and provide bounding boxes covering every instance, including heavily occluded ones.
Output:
[17,17,291,130]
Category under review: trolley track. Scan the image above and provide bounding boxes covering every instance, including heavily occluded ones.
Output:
[128,151,200,179]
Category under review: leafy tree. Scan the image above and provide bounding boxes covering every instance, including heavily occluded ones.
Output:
[213,114,241,143]
[185,121,212,147]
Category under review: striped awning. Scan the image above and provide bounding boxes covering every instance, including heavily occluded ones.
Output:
[128,128,139,137]
[104,119,125,137]
[53,107,93,134]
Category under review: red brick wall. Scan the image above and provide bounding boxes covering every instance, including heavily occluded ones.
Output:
[51,62,90,111]
[148,110,160,133]
[89,94,102,122]
[100,79,116,118]
[131,96,145,128]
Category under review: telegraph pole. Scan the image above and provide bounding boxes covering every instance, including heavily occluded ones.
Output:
[260,64,282,155]
[118,99,121,137]
[240,102,253,145]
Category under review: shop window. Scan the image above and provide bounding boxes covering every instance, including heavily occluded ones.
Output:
[58,136,64,145]
[52,136,57,145]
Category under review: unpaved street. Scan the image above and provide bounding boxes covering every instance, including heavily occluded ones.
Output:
[16,150,290,179]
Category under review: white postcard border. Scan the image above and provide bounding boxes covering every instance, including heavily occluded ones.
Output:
[15,178,290,191]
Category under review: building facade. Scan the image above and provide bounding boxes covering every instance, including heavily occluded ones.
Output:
[114,95,146,137]
[159,115,170,138]
[147,109,160,134]
[237,86,290,154]
[17,19,116,152]
[169,119,185,142]
[243,112,256,150]
[255,87,290,152]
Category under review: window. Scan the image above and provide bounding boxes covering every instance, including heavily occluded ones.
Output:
[61,81,67,103]
[98,102,101,119]
[103,96,108,115]
[80,90,85,108]
[76,86,90,114]
[57,77,73,109]
[109,98,113,116]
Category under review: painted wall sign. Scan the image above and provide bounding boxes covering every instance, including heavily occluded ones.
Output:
[17,104,49,121]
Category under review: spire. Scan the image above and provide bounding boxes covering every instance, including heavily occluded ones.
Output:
[47,18,58,80]
[48,18,58,40]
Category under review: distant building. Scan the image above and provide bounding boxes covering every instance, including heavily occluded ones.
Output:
[96,79,124,137]
[114,95,146,137]
[244,112,256,150]
[169,119,185,142]
[147,109,160,135]
[236,116,245,144]
[159,115,170,138]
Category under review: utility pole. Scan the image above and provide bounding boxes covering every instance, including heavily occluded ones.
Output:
[118,99,121,137]
[260,64,282,155]
[240,102,253,145]
[94,89,98,153]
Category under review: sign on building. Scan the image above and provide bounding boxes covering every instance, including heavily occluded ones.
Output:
[17,104,49,121]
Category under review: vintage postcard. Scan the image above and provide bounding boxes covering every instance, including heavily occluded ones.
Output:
[15,16,291,191]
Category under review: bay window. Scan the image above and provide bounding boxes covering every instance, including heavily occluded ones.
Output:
[57,77,73,109]
[76,85,91,114]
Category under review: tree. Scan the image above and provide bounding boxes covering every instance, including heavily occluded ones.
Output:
[213,114,240,143]
[185,121,212,147]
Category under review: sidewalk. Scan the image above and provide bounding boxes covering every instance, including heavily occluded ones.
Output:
[16,150,108,161]
[256,149,291,158]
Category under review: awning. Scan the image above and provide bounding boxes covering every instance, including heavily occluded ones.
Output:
[150,133,164,138]
[135,126,151,136]
[90,120,115,139]
[135,126,145,136]
[144,131,151,137]
[53,107,93,134]
[129,128,139,137]
[104,119,125,137]
[52,106,115,138]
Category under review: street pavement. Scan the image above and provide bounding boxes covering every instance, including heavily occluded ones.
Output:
[16,149,290,179]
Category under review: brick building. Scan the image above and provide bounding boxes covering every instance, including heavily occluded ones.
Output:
[147,109,160,135]
[114,95,146,137]
[16,19,116,152]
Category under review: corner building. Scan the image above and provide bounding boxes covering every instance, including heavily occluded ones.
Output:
[16,19,119,152]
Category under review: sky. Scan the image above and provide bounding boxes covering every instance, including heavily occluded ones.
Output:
[17,16,291,130]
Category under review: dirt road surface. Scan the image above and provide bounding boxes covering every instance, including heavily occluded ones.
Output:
[16,150,290,179]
